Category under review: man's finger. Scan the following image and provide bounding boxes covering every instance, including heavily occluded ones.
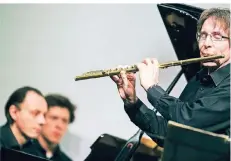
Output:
[143,58,152,66]
[118,88,126,99]
[120,70,128,90]
[136,62,145,71]
[151,58,159,68]
[127,72,135,81]
[110,75,120,83]
[110,65,123,83]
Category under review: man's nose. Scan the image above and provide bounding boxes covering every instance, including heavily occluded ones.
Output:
[55,120,64,130]
[204,35,213,47]
[37,114,46,125]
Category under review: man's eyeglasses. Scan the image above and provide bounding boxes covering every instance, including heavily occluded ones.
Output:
[196,32,230,42]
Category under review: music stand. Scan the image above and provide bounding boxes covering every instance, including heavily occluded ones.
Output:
[161,121,230,161]
[1,147,49,161]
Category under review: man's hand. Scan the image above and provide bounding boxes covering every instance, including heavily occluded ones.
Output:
[111,66,137,104]
[136,58,159,91]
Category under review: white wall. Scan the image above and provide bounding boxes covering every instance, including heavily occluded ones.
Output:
[0,3,229,160]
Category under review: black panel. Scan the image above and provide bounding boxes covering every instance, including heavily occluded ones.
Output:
[84,134,159,161]
[1,148,49,161]
[157,3,204,81]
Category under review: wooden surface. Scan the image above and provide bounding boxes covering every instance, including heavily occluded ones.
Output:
[140,137,164,157]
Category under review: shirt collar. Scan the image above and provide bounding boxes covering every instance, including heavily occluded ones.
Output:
[34,139,62,158]
[210,63,230,86]
[196,63,230,86]
[0,123,34,150]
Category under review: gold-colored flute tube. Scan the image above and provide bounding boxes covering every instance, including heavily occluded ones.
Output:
[75,55,224,81]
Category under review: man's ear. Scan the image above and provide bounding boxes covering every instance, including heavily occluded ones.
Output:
[9,105,19,121]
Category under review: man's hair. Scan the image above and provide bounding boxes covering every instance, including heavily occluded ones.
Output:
[45,94,76,123]
[5,86,43,124]
[197,8,230,35]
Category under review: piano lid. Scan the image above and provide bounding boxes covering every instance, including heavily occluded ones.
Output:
[157,3,204,82]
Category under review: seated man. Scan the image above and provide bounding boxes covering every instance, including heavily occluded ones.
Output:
[23,94,77,161]
[0,86,48,150]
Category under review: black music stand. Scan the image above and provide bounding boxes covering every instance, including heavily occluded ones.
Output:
[1,147,49,161]
[161,121,230,161]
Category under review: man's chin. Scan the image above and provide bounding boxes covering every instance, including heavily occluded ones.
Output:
[26,133,39,139]
[49,139,60,145]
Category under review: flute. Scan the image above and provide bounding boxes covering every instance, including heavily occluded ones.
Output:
[74,55,224,81]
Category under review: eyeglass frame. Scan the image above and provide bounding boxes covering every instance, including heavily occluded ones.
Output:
[196,31,230,42]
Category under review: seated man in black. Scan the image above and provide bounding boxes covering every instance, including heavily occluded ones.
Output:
[23,94,76,161]
[0,86,48,150]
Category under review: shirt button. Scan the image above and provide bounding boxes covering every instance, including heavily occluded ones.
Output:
[202,78,207,82]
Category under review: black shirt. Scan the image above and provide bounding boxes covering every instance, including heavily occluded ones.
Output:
[124,63,230,138]
[0,124,71,161]
[0,123,33,150]
[22,140,72,161]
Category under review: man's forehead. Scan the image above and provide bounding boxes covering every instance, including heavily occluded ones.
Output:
[48,106,68,113]
[47,106,70,117]
[20,92,47,111]
[201,17,228,34]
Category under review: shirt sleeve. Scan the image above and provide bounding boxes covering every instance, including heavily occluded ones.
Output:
[124,98,168,137]
[146,84,230,131]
